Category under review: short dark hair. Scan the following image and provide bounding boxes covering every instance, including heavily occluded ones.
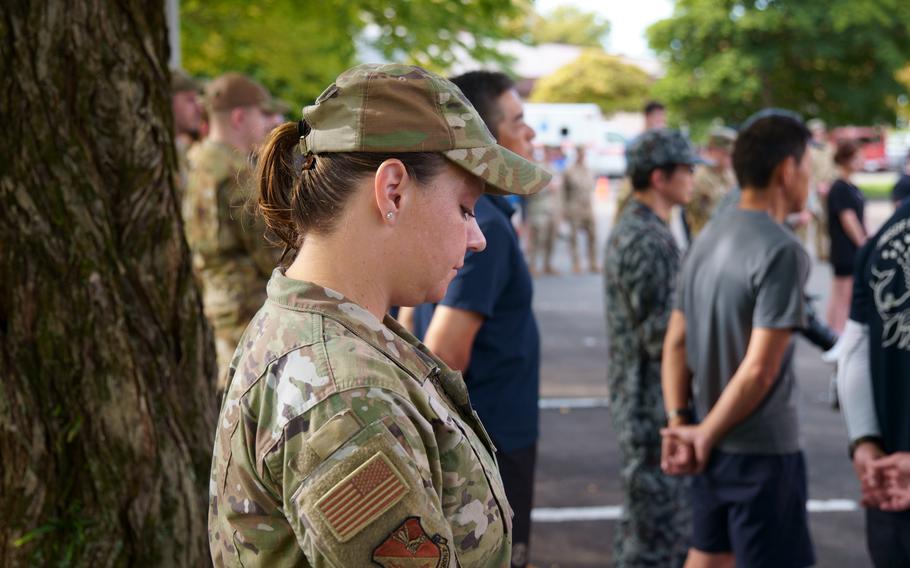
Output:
[834,140,860,166]
[732,111,811,190]
[450,71,515,138]
[631,163,679,191]
[644,100,665,116]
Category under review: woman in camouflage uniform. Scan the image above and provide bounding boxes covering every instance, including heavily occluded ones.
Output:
[208,64,550,567]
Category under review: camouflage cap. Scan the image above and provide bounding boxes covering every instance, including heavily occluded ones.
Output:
[300,63,551,196]
[707,125,737,150]
[807,118,826,132]
[205,72,272,112]
[625,128,705,177]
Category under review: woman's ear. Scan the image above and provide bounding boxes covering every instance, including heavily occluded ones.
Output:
[374,159,410,223]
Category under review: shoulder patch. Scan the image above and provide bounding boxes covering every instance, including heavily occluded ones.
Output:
[316,451,409,542]
[372,517,450,568]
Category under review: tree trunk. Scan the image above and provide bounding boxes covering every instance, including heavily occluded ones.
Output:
[0,2,218,565]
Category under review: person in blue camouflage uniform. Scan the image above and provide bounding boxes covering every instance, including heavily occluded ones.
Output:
[604,129,701,567]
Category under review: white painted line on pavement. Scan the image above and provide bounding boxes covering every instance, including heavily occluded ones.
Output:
[539,397,609,409]
[532,500,859,522]
[532,506,622,522]
[807,499,859,512]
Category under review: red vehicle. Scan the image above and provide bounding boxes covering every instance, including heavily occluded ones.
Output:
[831,126,888,172]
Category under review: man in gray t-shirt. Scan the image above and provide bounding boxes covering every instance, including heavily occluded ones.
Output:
[660,109,816,568]
[680,209,810,454]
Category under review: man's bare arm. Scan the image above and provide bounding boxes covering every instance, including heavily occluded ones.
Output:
[661,310,692,425]
[423,306,484,372]
[662,327,793,470]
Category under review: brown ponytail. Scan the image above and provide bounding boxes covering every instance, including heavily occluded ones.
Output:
[257,122,301,249]
[255,121,449,252]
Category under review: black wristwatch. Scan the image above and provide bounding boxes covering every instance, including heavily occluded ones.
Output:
[848,436,883,460]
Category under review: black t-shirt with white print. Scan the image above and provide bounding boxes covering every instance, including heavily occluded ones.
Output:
[850,200,910,454]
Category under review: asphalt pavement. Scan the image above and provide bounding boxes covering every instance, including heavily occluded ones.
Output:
[526,189,897,567]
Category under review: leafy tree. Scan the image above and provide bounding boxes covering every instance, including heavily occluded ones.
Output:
[648,0,910,126]
[182,0,524,106]
[529,50,653,116]
[528,6,611,47]
[1,1,216,564]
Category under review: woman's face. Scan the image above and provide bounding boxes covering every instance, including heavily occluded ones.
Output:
[393,163,486,305]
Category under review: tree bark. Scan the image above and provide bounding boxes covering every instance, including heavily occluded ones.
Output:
[0,1,217,565]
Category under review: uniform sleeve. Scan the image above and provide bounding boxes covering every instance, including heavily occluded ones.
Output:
[439,218,512,318]
[275,389,461,568]
[225,171,283,277]
[753,242,810,329]
[619,234,679,359]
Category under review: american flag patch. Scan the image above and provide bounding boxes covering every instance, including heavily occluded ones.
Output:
[316,452,409,542]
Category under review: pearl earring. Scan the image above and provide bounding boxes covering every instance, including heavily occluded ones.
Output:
[385,211,394,220]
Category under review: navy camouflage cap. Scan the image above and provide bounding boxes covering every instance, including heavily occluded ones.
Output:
[625,128,705,177]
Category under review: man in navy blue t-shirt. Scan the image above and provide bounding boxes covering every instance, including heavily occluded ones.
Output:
[838,199,910,566]
[409,70,540,568]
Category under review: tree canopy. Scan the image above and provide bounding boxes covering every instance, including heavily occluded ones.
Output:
[527,6,611,47]
[181,0,524,107]
[529,50,653,116]
[648,0,910,126]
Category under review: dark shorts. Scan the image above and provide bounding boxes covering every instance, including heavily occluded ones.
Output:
[691,450,815,568]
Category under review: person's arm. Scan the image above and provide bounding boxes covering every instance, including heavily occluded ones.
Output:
[838,209,867,248]
[422,306,484,372]
[834,319,886,505]
[660,310,695,475]
[662,328,793,471]
[396,306,416,333]
[661,310,692,423]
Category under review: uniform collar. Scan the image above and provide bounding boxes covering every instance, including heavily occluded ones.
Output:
[627,197,665,225]
[266,269,441,383]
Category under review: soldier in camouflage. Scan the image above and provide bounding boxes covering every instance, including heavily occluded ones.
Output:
[808,119,837,260]
[183,73,282,387]
[685,126,736,238]
[563,146,599,273]
[604,128,700,567]
[209,63,551,567]
[527,145,562,276]
[170,69,201,198]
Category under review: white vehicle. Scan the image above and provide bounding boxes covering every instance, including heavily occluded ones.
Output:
[886,129,910,171]
[523,103,635,177]
[587,129,629,178]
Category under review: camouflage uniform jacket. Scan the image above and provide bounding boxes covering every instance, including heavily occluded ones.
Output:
[604,199,680,428]
[183,139,280,333]
[685,165,736,237]
[562,162,596,222]
[209,270,513,567]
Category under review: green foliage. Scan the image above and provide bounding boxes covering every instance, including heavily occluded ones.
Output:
[181,0,523,107]
[648,0,910,126]
[528,6,610,47]
[529,50,652,115]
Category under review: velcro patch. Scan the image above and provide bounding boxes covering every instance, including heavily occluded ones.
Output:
[372,517,450,568]
[316,451,409,542]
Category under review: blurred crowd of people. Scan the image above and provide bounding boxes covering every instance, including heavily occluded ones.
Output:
[170,64,910,568]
